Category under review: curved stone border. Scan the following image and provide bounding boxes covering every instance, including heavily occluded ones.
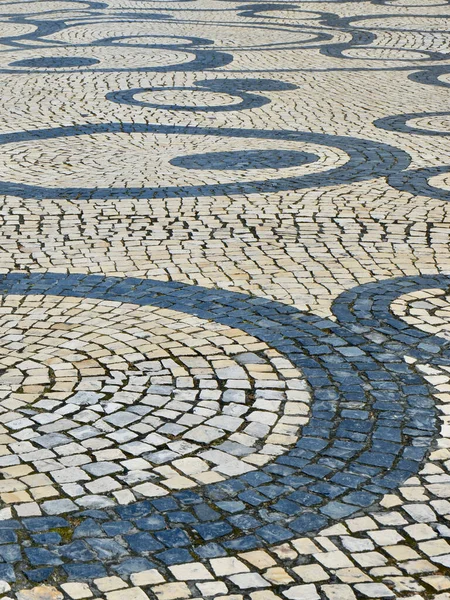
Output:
[0,122,411,200]
[106,78,298,113]
[389,165,450,202]
[374,111,450,136]
[0,273,447,582]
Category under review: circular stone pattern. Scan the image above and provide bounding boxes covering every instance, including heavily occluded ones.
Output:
[0,269,446,575]
[100,35,199,47]
[391,287,450,341]
[0,21,38,37]
[131,88,242,110]
[406,114,450,134]
[0,131,347,190]
[0,294,309,510]
[0,121,410,200]
[44,22,200,45]
[2,45,193,73]
[374,111,450,137]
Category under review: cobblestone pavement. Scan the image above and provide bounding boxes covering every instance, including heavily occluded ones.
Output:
[0,0,449,598]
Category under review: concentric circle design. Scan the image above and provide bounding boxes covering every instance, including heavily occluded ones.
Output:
[2,46,194,73]
[238,5,324,20]
[0,22,38,38]
[375,111,450,136]
[389,165,450,202]
[392,287,450,340]
[0,272,446,507]
[409,65,450,89]
[0,123,410,199]
[0,131,346,189]
[408,115,450,134]
[0,272,444,584]
[131,88,241,109]
[107,78,298,113]
[0,293,308,507]
[336,13,450,31]
[0,25,234,74]
[0,0,450,592]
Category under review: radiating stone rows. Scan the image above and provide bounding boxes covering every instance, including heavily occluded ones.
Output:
[0,0,447,596]
[0,272,443,590]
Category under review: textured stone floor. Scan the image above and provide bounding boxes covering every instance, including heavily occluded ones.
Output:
[0,0,449,598]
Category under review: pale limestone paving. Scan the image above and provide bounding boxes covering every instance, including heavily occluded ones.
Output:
[0,0,447,598]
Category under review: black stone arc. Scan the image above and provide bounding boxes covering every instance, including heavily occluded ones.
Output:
[321,39,447,61]
[389,165,450,202]
[0,271,449,582]
[320,11,450,33]
[2,32,234,74]
[374,69,450,201]
[409,65,450,89]
[374,111,450,136]
[236,4,324,19]
[94,34,215,49]
[106,78,298,113]
[0,121,411,200]
[2,2,445,69]
[0,0,448,583]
